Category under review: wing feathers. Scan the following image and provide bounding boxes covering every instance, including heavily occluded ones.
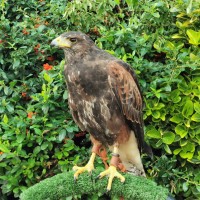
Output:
[108,61,143,122]
[108,60,145,152]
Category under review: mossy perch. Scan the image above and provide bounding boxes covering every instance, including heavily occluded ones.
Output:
[20,169,171,200]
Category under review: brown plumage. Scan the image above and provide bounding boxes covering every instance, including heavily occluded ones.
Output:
[51,31,151,190]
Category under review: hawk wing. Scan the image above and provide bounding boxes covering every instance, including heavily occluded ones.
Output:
[108,60,145,153]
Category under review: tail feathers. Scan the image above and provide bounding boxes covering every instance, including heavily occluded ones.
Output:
[124,165,146,177]
[117,132,146,176]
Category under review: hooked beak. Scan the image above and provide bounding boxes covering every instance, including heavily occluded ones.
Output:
[50,36,72,48]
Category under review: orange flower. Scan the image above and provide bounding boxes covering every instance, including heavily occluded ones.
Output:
[34,24,40,28]
[27,112,36,119]
[0,152,3,155]
[34,44,40,53]
[21,92,27,97]
[43,63,53,70]
[22,28,29,35]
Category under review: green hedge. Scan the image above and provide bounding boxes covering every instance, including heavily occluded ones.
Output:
[0,0,199,199]
[20,170,169,200]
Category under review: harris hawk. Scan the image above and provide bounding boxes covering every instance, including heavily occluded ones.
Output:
[51,31,152,191]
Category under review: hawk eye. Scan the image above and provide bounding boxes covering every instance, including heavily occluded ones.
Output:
[69,38,77,43]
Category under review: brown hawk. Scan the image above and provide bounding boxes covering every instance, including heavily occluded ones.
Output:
[51,31,151,191]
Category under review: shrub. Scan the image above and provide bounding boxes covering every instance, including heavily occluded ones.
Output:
[0,0,199,199]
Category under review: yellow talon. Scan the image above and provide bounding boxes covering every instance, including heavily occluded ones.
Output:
[73,152,96,180]
[99,165,125,191]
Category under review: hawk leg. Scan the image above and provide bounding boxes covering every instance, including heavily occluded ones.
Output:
[73,152,96,180]
[73,140,102,181]
[98,145,125,191]
[97,146,109,169]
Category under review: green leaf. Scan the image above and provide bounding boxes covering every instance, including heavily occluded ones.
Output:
[34,128,42,135]
[186,29,200,45]
[28,158,35,168]
[175,124,188,138]
[0,144,10,153]
[37,25,46,32]
[33,146,41,155]
[125,0,138,7]
[196,185,200,192]
[66,126,75,133]
[55,151,63,159]
[153,40,162,51]
[64,142,74,151]
[191,112,200,122]
[146,128,161,139]
[3,114,8,124]
[42,104,49,114]
[169,89,181,103]
[41,142,49,150]
[182,182,189,192]
[17,134,25,143]
[164,144,172,154]
[0,106,5,113]
[4,86,10,95]
[180,139,188,147]
[114,0,120,5]
[171,34,184,39]
[152,110,160,119]
[178,79,188,92]
[63,90,68,100]
[184,120,190,128]
[58,129,66,142]
[162,132,175,144]
[182,99,193,118]
[186,0,193,14]
[180,151,194,159]
[170,114,184,124]
[66,196,73,200]
[190,53,199,61]
[182,142,195,152]
[153,103,165,110]
[173,148,181,155]
[165,41,175,50]
[152,12,160,18]
[43,73,53,84]
[13,58,20,68]
[160,112,166,121]
[155,139,163,147]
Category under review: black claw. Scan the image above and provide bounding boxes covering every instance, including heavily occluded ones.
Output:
[94,175,99,183]
[89,172,93,181]
[95,175,100,180]
[106,189,110,193]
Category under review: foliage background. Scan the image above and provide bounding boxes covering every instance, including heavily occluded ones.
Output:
[0,0,200,199]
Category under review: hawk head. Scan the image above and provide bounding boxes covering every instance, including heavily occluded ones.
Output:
[51,31,95,59]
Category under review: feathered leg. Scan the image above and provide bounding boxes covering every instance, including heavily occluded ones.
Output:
[73,136,102,180]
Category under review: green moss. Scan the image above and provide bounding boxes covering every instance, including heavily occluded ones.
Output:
[20,170,169,200]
